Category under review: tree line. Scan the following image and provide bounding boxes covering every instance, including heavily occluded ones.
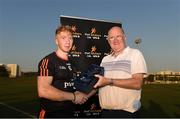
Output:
[0,65,9,77]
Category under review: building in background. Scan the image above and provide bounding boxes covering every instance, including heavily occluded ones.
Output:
[145,70,180,84]
[6,64,21,78]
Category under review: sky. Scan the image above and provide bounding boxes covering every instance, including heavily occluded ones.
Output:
[0,0,180,73]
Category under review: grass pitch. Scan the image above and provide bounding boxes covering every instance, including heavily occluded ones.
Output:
[0,76,179,118]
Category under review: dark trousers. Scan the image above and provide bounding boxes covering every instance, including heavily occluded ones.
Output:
[39,108,74,118]
[101,109,140,118]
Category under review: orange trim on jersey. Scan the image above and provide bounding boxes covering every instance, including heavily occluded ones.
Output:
[46,69,49,76]
[45,59,49,76]
[39,109,46,119]
[40,68,43,76]
[41,59,46,68]
[45,59,49,68]
[43,68,46,76]
[39,59,49,76]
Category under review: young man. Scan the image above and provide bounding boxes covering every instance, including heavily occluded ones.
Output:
[37,25,88,118]
[94,26,147,118]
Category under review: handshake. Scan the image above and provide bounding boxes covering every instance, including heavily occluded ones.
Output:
[74,64,104,94]
[72,91,88,105]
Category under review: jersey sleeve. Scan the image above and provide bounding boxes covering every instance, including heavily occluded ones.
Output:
[38,57,54,76]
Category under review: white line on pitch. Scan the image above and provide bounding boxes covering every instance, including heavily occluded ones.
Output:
[0,102,36,118]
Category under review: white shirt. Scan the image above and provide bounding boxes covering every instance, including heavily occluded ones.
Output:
[99,46,147,113]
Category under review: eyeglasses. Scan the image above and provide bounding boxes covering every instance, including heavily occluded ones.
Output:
[107,35,123,41]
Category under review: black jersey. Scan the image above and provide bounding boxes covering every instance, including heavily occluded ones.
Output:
[38,52,76,112]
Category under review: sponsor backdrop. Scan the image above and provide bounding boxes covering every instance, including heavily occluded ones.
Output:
[60,15,122,117]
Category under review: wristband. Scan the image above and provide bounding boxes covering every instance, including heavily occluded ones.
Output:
[73,92,76,101]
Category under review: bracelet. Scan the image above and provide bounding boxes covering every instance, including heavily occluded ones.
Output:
[109,78,113,85]
[73,92,76,101]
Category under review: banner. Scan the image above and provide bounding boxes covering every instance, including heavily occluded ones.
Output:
[60,15,122,117]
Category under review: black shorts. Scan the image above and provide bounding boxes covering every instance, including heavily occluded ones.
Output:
[39,108,75,118]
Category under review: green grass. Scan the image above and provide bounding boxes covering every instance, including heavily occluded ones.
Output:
[0,77,180,118]
[0,76,39,118]
[141,84,180,117]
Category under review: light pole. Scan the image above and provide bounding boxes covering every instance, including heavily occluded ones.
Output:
[135,37,142,50]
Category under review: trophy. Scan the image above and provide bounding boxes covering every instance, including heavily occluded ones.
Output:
[74,64,104,94]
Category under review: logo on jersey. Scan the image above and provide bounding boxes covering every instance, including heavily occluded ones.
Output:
[59,66,66,70]
[66,63,72,71]
[64,82,74,88]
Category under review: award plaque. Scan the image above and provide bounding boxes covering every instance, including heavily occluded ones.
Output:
[74,64,104,94]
